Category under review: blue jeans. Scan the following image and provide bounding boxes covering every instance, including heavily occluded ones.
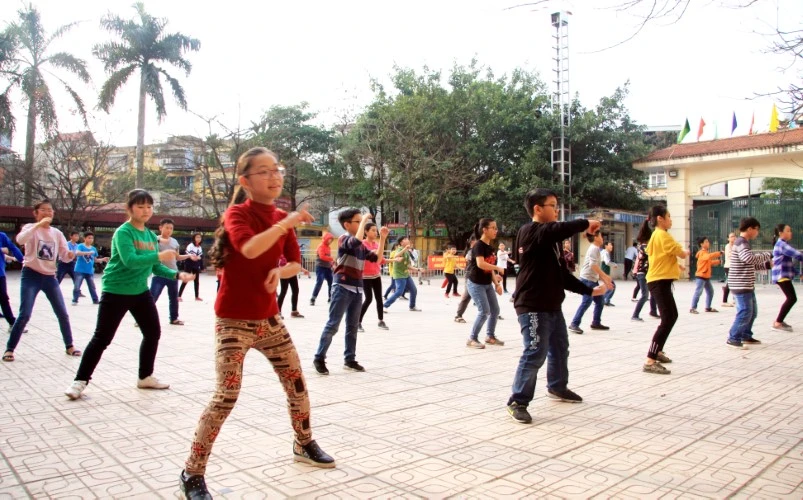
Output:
[56,261,75,284]
[604,282,616,304]
[691,278,714,310]
[729,291,758,342]
[7,267,73,352]
[466,280,500,341]
[311,267,333,301]
[73,272,99,304]
[508,311,570,406]
[150,276,179,322]
[632,274,657,318]
[571,278,603,326]
[314,284,362,362]
[383,277,417,309]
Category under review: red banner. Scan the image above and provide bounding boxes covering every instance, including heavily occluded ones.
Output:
[427,255,467,270]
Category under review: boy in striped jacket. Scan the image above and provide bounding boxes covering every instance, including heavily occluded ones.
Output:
[726,217,773,349]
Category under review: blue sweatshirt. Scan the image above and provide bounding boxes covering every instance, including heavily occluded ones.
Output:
[0,232,25,278]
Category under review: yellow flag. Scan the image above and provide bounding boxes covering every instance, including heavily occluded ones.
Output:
[770,104,779,132]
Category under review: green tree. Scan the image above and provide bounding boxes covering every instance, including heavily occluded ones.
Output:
[762,177,803,199]
[2,4,90,206]
[0,30,18,136]
[93,2,200,189]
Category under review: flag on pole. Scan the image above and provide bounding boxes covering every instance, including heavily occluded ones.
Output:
[697,118,706,141]
[749,112,755,135]
[769,104,779,132]
[677,118,691,143]
[731,112,737,136]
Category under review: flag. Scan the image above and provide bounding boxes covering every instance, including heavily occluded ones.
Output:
[731,112,737,136]
[677,118,690,144]
[749,112,755,135]
[769,104,779,132]
[697,118,706,141]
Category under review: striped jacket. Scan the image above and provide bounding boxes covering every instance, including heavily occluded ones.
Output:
[333,234,378,288]
[726,236,772,293]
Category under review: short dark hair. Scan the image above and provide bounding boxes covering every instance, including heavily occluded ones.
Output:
[524,188,559,217]
[33,200,52,210]
[739,217,761,232]
[696,236,708,247]
[338,208,361,228]
[160,218,174,227]
[586,231,599,243]
[126,189,154,209]
[69,231,79,237]
[83,231,94,238]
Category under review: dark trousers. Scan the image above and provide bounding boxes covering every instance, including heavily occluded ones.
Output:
[723,269,731,303]
[0,275,15,326]
[445,273,458,295]
[500,271,509,293]
[456,288,471,318]
[360,276,384,322]
[150,276,179,322]
[75,291,162,382]
[776,280,797,323]
[179,272,200,298]
[278,276,300,313]
[56,262,75,284]
[646,279,678,360]
[624,259,634,280]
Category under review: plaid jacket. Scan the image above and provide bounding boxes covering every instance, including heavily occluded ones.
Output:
[772,239,803,284]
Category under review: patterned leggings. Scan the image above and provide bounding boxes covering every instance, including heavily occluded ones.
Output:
[185,315,313,475]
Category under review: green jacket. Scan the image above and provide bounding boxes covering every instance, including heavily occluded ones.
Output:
[102,222,177,295]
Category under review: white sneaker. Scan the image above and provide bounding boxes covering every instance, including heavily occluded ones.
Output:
[65,380,87,400]
[137,376,170,390]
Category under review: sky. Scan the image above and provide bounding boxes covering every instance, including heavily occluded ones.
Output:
[1,0,800,151]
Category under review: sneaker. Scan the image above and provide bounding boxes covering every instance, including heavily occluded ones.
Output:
[64,380,87,400]
[71,301,78,306]
[195,297,203,302]
[547,388,583,403]
[507,402,532,424]
[466,339,485,349]
[454,316,466,323]
[444,293,449,299]
[721,302,734,307]
[409,307,421,312]
[310,299,315,306]
[772,323,793,332]
[656,352,673,363]
[742,338,762,345]
[689,308,699,314]
[343,360,365,372]
[400,296,408,301]
[605,302,615,307]
[485,337,505,346]
[726,339,745,349]
[497,315,505,320]
[705,308,718,313]
[631,298,639,302]
[568,324,583,334]
[291,311,304,318]
[178,297,183,302]
[383,309,389,314]
[643,362,670,375]
[313,359,329,375]
[293,440,336,468]
[357,324,364,332]
[377,321,389,330]
[452,292,460,297]
[631,317,644,322]
[589,323,610,330]
[137,376,170,390]
[649,312,661,319]
[180,470,212,500]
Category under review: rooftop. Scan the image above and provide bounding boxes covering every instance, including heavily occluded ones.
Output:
[636,128,803,163]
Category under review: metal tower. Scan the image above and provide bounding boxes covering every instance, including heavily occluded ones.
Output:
[551,11,571,221]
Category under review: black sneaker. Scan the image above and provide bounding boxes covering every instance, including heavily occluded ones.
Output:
[377,321,389,330]
[590,323,610,330]
[568,324,583,334]
[726,339,745,349]
[313,359,329,375]
[344,360,365,372]
[310,299,315,306]
[742,338,762,345]
[293,440,336,468]
[507,402,532,424]
[179,470,212,500]
[357,324,364,332]
[547,388,583,403]
[649,312,661,319]
[605,302,615,307]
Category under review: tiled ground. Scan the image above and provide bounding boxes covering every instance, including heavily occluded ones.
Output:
[0,272,801,499]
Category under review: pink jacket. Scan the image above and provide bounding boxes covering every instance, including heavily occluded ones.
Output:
[16,224,73,276]
[361,240,385,277]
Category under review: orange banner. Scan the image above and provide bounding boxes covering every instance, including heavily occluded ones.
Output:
[427,255,467,270]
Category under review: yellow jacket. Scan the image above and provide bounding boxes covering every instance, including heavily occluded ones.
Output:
[443,254,457,274]
[646,228,686,282]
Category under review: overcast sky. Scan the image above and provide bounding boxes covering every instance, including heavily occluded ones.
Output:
[1,0,799,150]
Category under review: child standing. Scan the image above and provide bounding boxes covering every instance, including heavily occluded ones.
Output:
[465,218,506,349]
[3,201,77,362]
[313,211,388,375]
[721,232,736,307]
[310,232,334,305]
[643,206,690,374]
[150,219,194,325]
[64,190,194,395]
[506,189,606,424]
[179,233,204,301]
[690,236,722,314]
[0,232,24,329]
[383,237,419,312]
[56,231,80,284]
[726,217,773,348]
[496,243,515,294]
[772,223,803,332]
[630,224,658,321]
[359,222,390,331]
[569,231,612,334]
[443,245,459,297]
[72,232,109,305]
[277,254,310,318]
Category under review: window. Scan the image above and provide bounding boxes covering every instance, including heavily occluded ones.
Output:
[648,171,666,188]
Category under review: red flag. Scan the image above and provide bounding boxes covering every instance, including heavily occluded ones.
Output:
[697,118,706,141]
[749,112,755,135]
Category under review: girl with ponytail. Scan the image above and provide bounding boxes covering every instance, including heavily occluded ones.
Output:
[464,217,506,349]
[771,223,803,331]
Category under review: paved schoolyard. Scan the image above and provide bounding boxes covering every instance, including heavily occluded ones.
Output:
[0,272,801,499]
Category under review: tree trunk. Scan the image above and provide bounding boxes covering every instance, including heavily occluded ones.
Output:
[135,71,147,189]
[23,93,37,207]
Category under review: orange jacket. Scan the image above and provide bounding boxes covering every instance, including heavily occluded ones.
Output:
[695,250,722,278]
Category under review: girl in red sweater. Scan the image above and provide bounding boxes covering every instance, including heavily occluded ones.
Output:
[180,147,334,500]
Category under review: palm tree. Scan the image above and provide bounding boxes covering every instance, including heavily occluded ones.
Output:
[94,3,200,189]
[3,4,90,206]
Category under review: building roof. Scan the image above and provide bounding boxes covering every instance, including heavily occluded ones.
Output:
[55,131,97,145]
[0,205,219,231]
[636,128,803,164]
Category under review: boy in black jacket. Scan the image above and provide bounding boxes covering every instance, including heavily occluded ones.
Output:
[507,189,608,424]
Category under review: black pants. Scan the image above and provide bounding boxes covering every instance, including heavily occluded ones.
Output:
[624,259,633,280]
[0,276,15,326]
[723,269,730,303]
[632,281,640,299]
[456,288,471,318]
[500,271,509,293]
[445,273,458,295]
[179,271,200,298]
[75,291,162,382]
[776,280,797,323]
[278,276,299,313]
[360,276,384,322]
[647,279,678,360]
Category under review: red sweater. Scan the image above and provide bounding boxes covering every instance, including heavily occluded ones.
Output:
[215,199,300,320]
